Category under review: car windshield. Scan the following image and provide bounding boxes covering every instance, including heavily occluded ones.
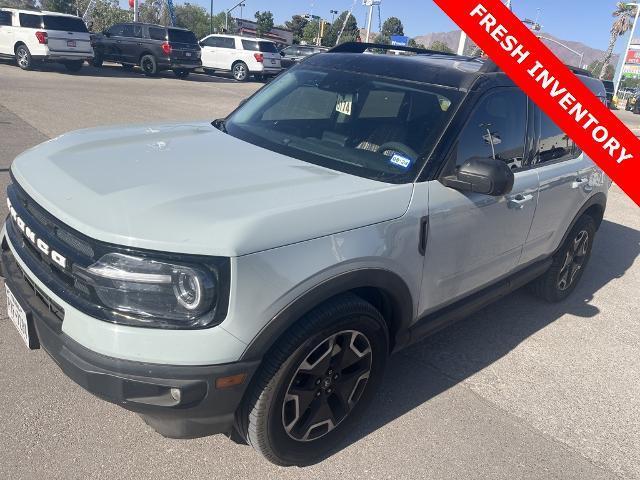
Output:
[225,67,461,183]
[168,29,197,44]
[42,15,87,33]
[242,40,278,52]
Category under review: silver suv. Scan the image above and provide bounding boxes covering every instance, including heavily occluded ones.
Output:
[1,43,610,466]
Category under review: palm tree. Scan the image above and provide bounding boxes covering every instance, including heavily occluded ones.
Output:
[600,2,638,79]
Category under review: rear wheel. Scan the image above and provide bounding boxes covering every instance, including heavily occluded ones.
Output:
[172,68,190,79]
[232,61,248,82]
[63,61,83,72]
[529,215,596,302]
[15,44,33,70]
[238,293,388,466]
[140,54,158,76]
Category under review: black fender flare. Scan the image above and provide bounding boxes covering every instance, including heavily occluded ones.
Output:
[554,192,607,256]
[240,268,415,361]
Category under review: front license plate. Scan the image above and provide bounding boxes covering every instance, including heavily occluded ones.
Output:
[67,40,76,47]
[6,285,36,349]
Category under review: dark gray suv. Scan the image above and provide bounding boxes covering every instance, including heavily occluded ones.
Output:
[91,23,201,78]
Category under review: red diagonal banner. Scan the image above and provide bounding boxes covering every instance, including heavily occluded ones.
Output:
[434,0,640,207]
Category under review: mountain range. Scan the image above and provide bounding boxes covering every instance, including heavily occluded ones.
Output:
[413,30,617,68]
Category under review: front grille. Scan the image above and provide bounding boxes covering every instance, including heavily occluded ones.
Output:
[15,187,95,258]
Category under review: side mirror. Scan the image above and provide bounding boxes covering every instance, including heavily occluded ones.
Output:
[280,51,286,57]
[442,157,514,196]
[199,41,204,47]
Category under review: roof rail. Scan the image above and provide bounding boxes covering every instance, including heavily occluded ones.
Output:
[475,59,593,78]
[328,41,461,58]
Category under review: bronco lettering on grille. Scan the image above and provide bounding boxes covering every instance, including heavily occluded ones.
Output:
[7,198,68,269]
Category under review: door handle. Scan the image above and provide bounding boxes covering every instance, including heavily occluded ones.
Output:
[507,193,534,210]
[418,216,429,256]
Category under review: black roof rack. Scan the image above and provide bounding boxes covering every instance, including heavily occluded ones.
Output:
[477,58,593,78]
[328,41,462,58]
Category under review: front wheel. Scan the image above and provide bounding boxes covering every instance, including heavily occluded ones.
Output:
[238,293,388,466]
[232,61,249,82]
[172,68,190,79]
[140,54,158,76]
[15,44,33,70]
[529,215,596,302]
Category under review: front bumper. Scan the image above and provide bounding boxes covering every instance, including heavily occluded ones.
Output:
[0,244,259,439]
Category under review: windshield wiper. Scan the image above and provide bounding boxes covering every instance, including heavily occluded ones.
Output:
[212,118,227,133]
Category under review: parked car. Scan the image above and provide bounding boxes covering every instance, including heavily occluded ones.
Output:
[602,80,615,108]
[0,8,93,71]
[625,89,640,114]
[279,44,328,69]
[2,42,610,467]
[199,34,282,81]
[91,23,201,78]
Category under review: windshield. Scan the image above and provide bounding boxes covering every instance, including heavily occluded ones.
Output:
[225,67,461,183]
[43,15,87,33]
[168,29,197,44]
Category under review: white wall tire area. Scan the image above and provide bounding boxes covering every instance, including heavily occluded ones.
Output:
[15,44,33,70]
[237,293,388,466]
[529,215,597,302]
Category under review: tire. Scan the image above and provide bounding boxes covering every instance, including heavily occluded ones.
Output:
[529,215,597,302]
[238,293,388,466]
[232,61,249,82]
[92,55,103,68]
[140,54,158,76]
[15,44,33,70]
[63,61,83,72]
[121,63,134,71]
[254,74,265,82]
[172,68,190,79]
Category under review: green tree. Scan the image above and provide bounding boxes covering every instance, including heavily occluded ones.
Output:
[381,16,404,37]
[285,14,309,44]
[40,0,75,14]
[0,0,37,9]
[79,0,130,32]
[254,10,274,37]
[175,2,209,39]
[429,40,453,53]
[408,38,426,49]
[600,2,638,79]
[588,60,615,80]
[138,0,169,25]
[325,10,358,46]
[302,20,319,45]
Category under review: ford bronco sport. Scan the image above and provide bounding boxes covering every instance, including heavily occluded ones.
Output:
[1,43,610,466]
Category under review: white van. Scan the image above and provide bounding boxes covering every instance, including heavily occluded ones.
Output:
[199,34,282,81]
[0,8,93,71]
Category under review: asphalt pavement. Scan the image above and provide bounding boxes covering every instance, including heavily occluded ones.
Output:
[0,61,638,480]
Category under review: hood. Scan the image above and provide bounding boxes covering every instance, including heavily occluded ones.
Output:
[11,122,414,256]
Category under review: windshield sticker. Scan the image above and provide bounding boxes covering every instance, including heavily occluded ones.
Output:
[389,153,413,169]
[336,94,353,116]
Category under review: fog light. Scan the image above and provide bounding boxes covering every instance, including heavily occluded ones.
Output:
[170,388,182,403]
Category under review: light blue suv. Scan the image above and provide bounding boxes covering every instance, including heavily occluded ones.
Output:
[1,43,610,465]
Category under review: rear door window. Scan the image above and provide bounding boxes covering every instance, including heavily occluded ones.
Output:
[148,27,166,41]
[454,89,528,171]
[533,111,581,166]
[241,40,278,52]
[19,13,42,29]
[0,11,12,26]
[168,29,197,44]
[107,24,125,37]
[219,37,236,49]
[42,15,88,32]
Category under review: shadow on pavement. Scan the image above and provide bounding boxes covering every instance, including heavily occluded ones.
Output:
[321,218,639,463]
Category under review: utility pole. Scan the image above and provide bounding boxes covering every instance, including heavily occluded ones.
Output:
[133,0,139,22]
[364,0,380,43]
[458,0,512,55]
[210,0,214,34]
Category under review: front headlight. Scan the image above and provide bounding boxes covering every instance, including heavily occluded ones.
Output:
[73,253,220,328]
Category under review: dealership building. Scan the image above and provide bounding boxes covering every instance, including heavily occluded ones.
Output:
[621,38,640,79]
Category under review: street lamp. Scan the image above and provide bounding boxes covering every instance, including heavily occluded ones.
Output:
[330,9,338,22]
[615,2,640,94]
[538,35,585,68]
[226,1,247,31]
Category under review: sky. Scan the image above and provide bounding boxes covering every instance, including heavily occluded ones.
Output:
[185,0,632,53]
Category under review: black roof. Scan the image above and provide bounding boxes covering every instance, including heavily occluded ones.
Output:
[307,42,600,95]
